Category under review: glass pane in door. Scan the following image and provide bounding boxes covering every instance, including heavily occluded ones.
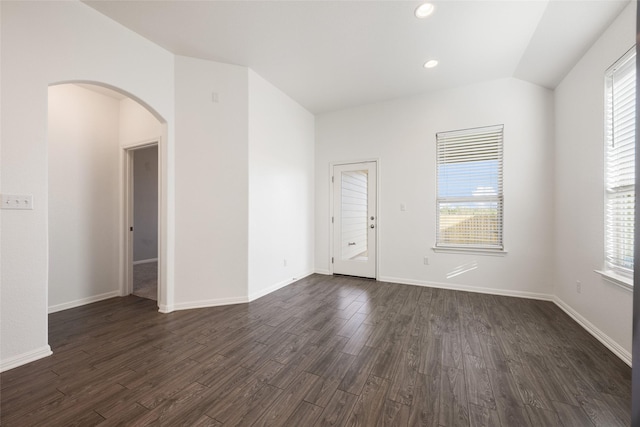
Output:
[341,170,368,261]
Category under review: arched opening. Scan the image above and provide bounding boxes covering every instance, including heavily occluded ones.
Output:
[47,81,168,312]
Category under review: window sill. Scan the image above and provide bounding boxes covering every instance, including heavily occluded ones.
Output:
[594,270,633,292]
[432,246,507,257]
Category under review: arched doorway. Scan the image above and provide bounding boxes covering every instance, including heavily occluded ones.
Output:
[47,82,168,311]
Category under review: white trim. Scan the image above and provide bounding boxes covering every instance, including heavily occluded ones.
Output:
[13,274,631,373]
[378,275,553,301]
[171,296,249,311]
[594,269,633,291]
[380,275,630,366]
[48,291,120,314]
[133,258,158,266]
[553,296,632,366]
[431,247,508,256]
[158,304,173,314]
[0,346,52,372]
[328,163,334,276]
[248,271,314,301]
[164,271,315,312]
[315,268,332,275]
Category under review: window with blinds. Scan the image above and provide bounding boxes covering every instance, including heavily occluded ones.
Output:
[605,47,636,278]
[436,125,504,250]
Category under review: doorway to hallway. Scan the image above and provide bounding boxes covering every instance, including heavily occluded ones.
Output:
[128,144,159,301]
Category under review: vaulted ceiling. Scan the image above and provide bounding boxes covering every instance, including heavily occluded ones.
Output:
[84,0,631,114]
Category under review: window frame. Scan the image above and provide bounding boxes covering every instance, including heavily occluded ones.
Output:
[435,124,505,253]
[604,46,636,280]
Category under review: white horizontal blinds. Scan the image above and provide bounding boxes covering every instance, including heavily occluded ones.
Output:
[605,47,636,277]
[436,125,504,249]
[341,170,368,261]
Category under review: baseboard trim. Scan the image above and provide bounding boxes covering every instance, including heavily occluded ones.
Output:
[314,268,331,275]
[1,345,52,372]
[553,296,632,366]
[171,296,249,311]
[48,291,120,314]
[170,271,316,312]
[133,258,158,265]
[158,304,173,314]
[248,270,314,302]
[44,272,629,367]
[379,275,630,366]
[378,275,554,301]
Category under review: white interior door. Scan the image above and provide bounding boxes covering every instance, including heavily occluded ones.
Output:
[333,161,377,278]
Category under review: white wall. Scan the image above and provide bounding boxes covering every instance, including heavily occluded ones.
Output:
[120,98,164,147]
[316,78,555,298]
[172,62,315,308]
[173,55,249,308]
[248,70,315,299]
[0,1,174,371]
[554,2,635,362]
[47,85,121,312]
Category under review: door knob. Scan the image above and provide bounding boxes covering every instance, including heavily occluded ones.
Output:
[370,224,375,229]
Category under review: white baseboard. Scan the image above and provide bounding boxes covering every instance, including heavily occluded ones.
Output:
[133,258,158,265]
[553,296,632,366]
[314,268,331,275]
[1,345,52,372]
[158,304,173,314]
[48,291,120,314]
[171,295,249,311]
[248,270,314,302]
[379,275,630,366]
[169,271,315,312]
[378,275,554,301]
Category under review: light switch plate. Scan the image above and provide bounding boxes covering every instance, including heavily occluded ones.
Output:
[1,194,34,210]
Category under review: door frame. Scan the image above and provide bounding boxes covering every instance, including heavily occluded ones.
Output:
[122,140,161,300]
[329,159,380,279]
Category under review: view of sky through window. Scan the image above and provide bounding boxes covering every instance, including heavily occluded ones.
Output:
[437,159,499,200]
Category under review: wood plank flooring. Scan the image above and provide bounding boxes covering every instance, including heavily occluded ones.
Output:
[0,274,631,426]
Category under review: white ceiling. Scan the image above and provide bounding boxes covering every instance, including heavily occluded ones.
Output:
[84,0,631,114]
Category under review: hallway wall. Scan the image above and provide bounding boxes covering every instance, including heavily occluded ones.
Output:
[47,85,121,312]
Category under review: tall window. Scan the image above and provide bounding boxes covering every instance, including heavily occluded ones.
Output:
[605,47,636,277]
[436,125,504,250]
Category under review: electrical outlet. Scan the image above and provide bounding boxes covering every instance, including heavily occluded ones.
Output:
[423,256,429,265]
[576,280,582,294]
[283,259,287,267]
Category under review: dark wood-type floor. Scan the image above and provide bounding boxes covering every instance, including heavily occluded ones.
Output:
[0,274,631,426]
[133,261,158,301]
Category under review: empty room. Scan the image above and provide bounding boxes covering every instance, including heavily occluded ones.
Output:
[0,0,637,426]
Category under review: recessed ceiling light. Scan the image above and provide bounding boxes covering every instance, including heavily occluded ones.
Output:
[423,59,439,69]
[415,3,435,19]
